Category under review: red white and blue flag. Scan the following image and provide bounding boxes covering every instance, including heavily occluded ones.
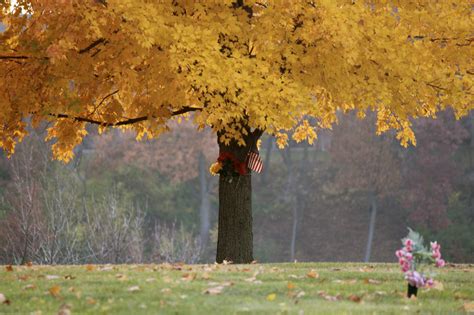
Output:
[247,151,263,173]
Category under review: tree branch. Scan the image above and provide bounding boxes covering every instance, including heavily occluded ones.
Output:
[49,106,201,126]
[0,55,29,60]
[78,38,108,54]
[0,38,108,61]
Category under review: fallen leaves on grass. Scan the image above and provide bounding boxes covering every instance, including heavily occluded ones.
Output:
[5,265,13,272]
[204,286,224,295]
[318,291,341,301]
[64,274,76,280]
[23,284,36,290]
[204,281,233,295]
[348,294,362,303]
[245,271,260,283]
[463,302,474,313]
[86,297,96,305]
[49,285,61,297]
[116,274,128,281]
[181,273,196,282]
[307,270,319,279]
[85,264,95,272]
[99,266,114,272]
[359,266,375,272]
[46,275,60,280]
[266,293,276,301]
[364,278,381,285]
[127,286,140,292]
[57,303,72,315]
[333,279,357,284]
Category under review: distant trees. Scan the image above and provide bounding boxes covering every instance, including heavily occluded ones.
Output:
[1,112,473,264]
[89,122,218,250]
[0,130,205,265]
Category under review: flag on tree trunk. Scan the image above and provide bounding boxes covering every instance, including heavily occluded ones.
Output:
[247,151,263,173]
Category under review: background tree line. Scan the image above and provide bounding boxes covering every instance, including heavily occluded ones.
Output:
[0,110,472,264]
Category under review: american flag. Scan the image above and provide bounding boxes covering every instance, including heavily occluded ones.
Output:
[247,151,263,173]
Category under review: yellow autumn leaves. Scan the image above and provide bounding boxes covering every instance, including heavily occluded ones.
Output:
[209,162,222,176]
[0,1,472,159]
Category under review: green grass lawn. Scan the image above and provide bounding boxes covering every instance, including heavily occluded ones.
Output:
[0,262,473,314]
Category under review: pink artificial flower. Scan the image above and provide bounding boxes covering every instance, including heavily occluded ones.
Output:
[430,241,440,252]
[405,252,413,261]
[431,241,442,259]
[401,262,411,273]
[426,278,434,287]
[404,239,413,252]
[435,259,445,268]
[395,250,404,259]
[406,271,425,288]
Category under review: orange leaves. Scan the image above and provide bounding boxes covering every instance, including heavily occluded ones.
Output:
[463,302,474,313]
[49,285,61,297]
[5,265,13,272]
[307,269,319,279]
[348,294,362,303]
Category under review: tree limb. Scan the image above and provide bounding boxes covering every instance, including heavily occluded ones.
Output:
[49,106,201,126]
[0,55,29,60]
[78,38,108,54]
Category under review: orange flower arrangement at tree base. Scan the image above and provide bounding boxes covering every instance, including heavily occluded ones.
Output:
[210,152,247,176]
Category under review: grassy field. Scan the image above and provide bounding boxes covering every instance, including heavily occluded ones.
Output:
[0,262,473,314]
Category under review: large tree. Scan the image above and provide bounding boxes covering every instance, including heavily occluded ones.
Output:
[0,1,472,263]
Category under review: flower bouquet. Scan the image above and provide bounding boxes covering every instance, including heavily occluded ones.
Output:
[395,228,445,298]
[209,152,248,177]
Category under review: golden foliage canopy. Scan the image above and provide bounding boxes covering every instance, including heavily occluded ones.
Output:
[0,0,472,161]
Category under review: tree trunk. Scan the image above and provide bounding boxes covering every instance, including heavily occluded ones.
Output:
[364,193,377,262]
[198,153,211,248]
[216,129,262,264]
[216,174,253,263]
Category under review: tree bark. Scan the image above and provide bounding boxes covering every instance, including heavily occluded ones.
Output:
[216,174,253,263]
[216,129,262,263]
